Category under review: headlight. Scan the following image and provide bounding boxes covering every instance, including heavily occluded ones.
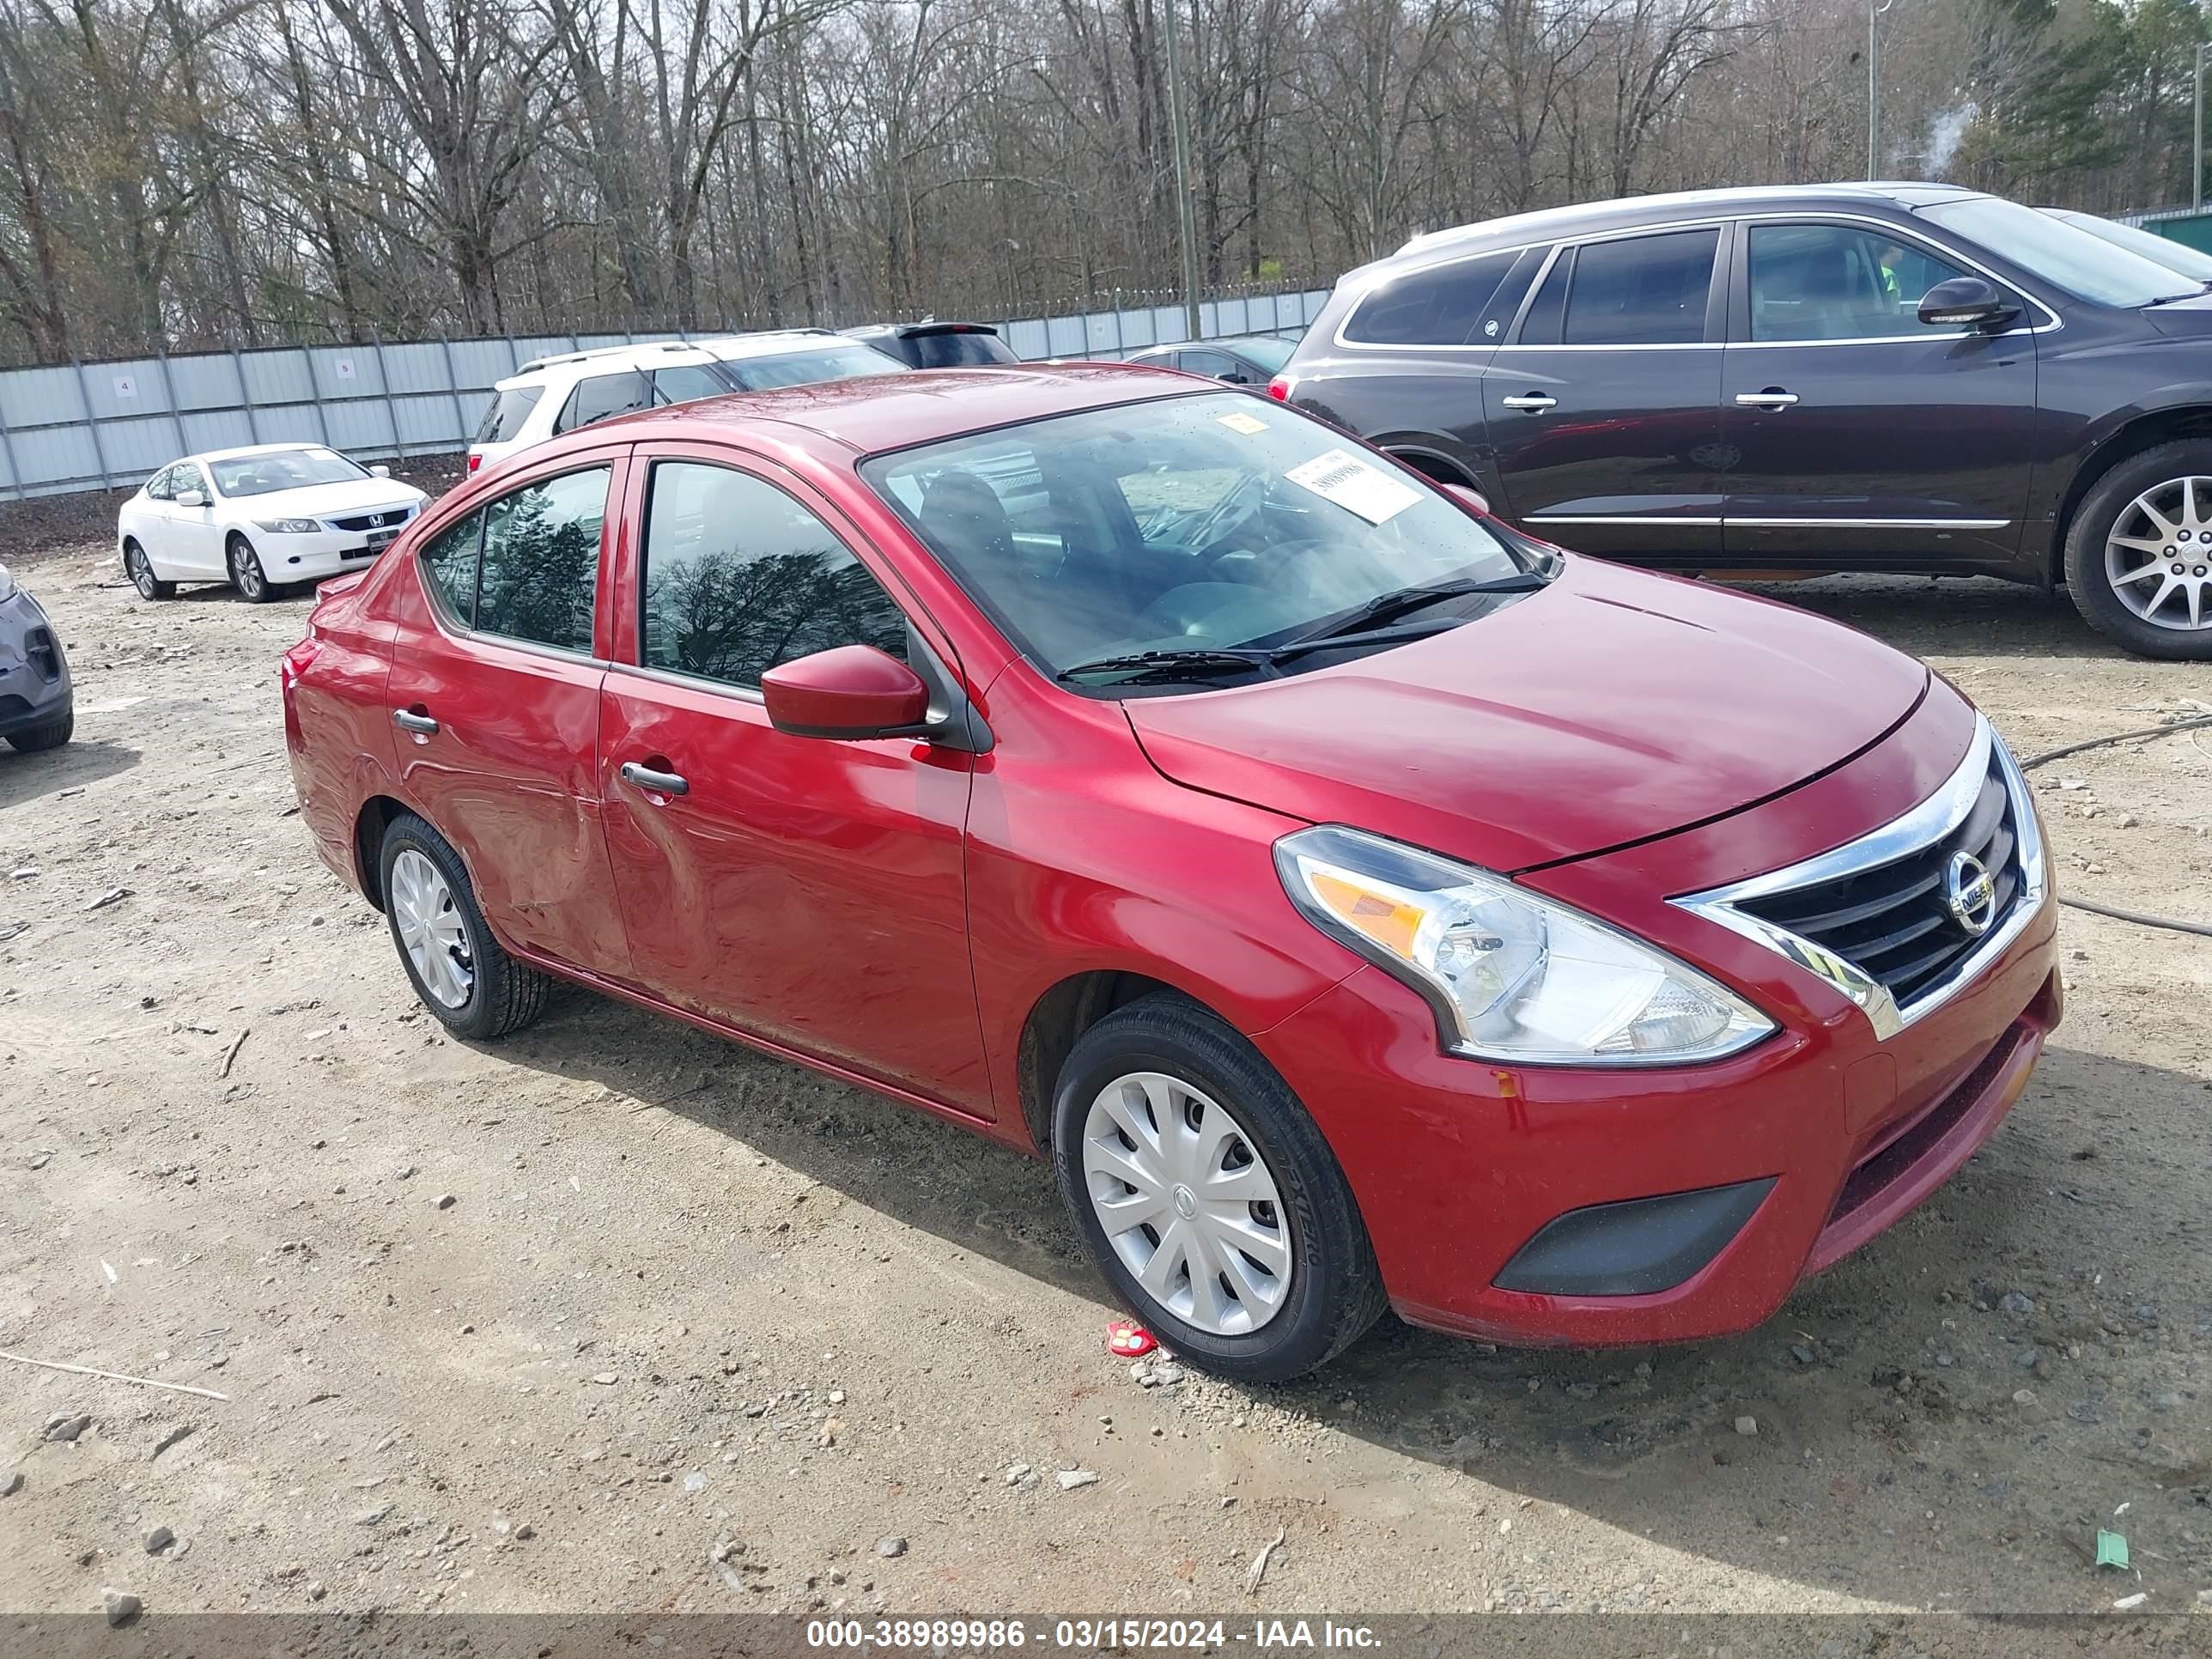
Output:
[256,518,322,534]
[0,563,15,602]
[1275,824,1774,1065]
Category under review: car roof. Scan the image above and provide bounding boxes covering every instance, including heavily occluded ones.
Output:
[692,328,868,361]
[501,339,725,385]
[1391,181,1987,264]
[556,362,1194,459]
[179,441,342,465]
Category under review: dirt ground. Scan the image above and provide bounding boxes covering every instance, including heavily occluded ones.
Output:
[1,520,2209,1633]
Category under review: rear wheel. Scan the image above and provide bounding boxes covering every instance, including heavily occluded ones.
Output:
[1050,993,1385,1382]
[227,533,273,604]
[124,539,173,600]
[5,712,71,752]
[2065,440,2212,659]
[376,812,550,1040]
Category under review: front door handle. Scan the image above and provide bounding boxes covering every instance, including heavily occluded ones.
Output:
[1501,393,1557,413]
[392,708,439,735]
[620,761,690,797]
[1735,390,1800,409]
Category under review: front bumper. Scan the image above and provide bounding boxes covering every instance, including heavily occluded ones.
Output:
[1252,688,2063,1347]
[0,588,71,735]
[257,532,395,580]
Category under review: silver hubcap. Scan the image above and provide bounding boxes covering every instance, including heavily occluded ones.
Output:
[232,544,261,595]
[129,546,151,591]
[2106,477,2212,630]
[390,848,473,1009]
[1080,1072,1291,1336]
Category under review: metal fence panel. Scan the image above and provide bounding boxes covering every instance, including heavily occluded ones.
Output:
[0,287,1333,497]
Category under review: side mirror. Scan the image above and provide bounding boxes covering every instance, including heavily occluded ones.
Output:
[370,464,392,478]
[1918,276,2019,330]
[175,489,206,508]
[1440,481,1492,518]
[761,645,931,741]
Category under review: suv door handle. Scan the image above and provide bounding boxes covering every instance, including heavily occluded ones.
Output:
[1735,390,1800,409]
[1501,393,1557,413]
[620,761,690,797]
[392,708,439,735]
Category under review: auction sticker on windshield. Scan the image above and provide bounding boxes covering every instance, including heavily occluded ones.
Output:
[1215,410,1269,434]
[1284,448,1423,525]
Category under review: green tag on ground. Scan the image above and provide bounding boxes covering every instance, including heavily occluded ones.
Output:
[2096,1529,2130,1569]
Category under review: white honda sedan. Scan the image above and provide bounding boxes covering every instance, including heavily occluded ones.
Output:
[117,444,431,603]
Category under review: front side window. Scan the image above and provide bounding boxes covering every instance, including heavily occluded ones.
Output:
[473,468,609,653]
[146,465,175,501]
[556,370,653,434]
[210,447,361,496]
[173,465,210,499]
[1344,248,1536,347]
[474,386,545,444]
[861,391,1537,688]
[1562,229,1719,346]
[1178,349,1249,383]
[1747,223,1969,341]
[639,462,908,690]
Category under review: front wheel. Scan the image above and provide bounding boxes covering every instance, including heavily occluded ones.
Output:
[2065,440,2212,658]
[227,534,273,604]
[1050,994,1385,1383]
[6,712,71,752]
[376,812,550,1040]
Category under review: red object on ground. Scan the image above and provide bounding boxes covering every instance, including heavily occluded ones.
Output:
[1107,1320,1158,1358]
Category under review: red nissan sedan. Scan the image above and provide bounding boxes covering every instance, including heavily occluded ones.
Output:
[283,365,2060,1382]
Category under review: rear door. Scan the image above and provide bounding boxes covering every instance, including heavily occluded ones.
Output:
[384,447,635,978]
[595,446,990,1114]
[1717,217,2038,568]
[1481,225,1729,562]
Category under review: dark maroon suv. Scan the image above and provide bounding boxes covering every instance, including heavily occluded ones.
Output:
[1273,182,2212,659]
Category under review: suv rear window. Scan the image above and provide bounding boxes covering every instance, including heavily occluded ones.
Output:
[1343,248,1543,347]
[908,331,1018,368]
[474,386,544,445]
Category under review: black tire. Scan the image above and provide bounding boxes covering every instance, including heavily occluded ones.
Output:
[2063,438,2212,659]
[227,533,273,604]
[123,539,173,600]
[1050,993,1386,1383]
[5,712,71,753]
[376,811,550,1040]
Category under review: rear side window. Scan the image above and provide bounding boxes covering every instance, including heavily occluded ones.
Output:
[473,386,544,445]
[1560,229,1719,346]
[1343,248,1540,346]
[556,370,652,434]
[417,509,484,623]
[474,468,610,653]
[639,461,908,690]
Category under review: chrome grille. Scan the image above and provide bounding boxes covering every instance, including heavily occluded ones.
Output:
[1674,716,2046,1040]
[329,505,416,533]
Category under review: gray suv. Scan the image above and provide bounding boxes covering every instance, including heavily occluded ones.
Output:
[0,562,71,752]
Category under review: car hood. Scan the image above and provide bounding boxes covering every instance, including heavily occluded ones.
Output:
[1123,556,1929,872]
[227,478,428,520]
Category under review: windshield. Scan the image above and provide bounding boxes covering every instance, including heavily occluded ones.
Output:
[210,447,368,497]
[723,343,905,392]
[2045,210,2212,283]
[1920,196,2197,307]
[860,392,1535,689]
[1225,336,1296,373]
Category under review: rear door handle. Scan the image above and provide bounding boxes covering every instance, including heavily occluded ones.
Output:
[620,761,690,797]
[1501,393,1557,413]
[1735,390,1800,409]
[392,708,438,735]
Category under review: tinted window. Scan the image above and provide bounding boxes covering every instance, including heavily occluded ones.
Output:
[908,331,1018,368]
[473,468,609,653]
[652,364,729,405]
[474,386,544,444]
[418,509,485,623]
[1562,230,1718,345]
[1345,249,1530,346]
[1517,250,1571,343]
[640,462,908,689]
[1748,223,1968,341]
[556,370,652,434]
[720,343,904,392]
[1221,335,1296,374]
[1179,349,1251,383]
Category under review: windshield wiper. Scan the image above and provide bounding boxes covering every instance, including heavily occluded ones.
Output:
[1057,647,1280,685]
[2145,290,2204,307]
[1281,572,1549,649]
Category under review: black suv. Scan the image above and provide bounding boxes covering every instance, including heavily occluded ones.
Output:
[1276,183,2212,659]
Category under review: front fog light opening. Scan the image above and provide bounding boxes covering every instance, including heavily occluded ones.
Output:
[1277,823,1774,1066]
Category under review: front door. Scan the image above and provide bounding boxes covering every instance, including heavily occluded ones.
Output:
[385,452,635,979]
[1718,218,2038,568]
[596,450,990,1115]
[1480,225,1729,562]
[170,463,226,575]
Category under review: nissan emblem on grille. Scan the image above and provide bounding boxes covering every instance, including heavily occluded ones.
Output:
[1945,851,1997,936]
